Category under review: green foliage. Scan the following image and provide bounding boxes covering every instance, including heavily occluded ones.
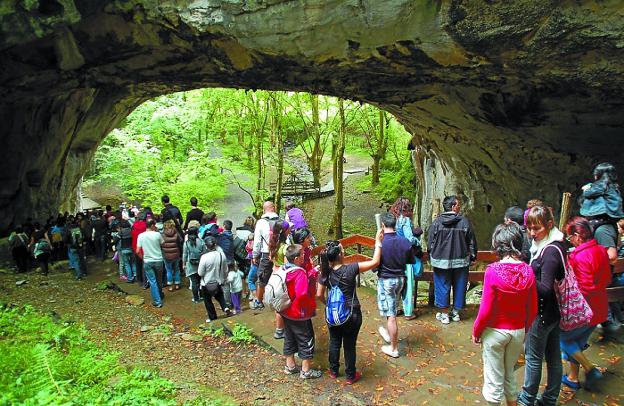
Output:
[206,326,225,338]
[0,304,229,405]
[229,323,254,345]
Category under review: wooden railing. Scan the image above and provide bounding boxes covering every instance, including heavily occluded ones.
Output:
[312,233,624,301]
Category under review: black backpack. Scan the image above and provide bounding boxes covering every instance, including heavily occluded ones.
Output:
[233,236,248,263]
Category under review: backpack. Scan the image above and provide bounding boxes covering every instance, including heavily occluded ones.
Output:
[263,265,298,312]
[259,215,280,247]
[216,232,234,261]
[119,226,132,243]
[233,236,248,263]
[186,239,203,266]
[202,223,219,240]
[69,227,83,248]
[35,239,51,254]
[50,229,63,244]
[325,273,355,326]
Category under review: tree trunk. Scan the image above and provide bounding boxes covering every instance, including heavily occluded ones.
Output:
[371,156,381,186]
[332,99,346,239]
[371,110,385,187]
[271,95,284,214]
[310,94,322,188]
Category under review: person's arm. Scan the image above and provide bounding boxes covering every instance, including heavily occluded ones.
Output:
[467,222,477,263]
[427,222,437,254]
[197,255,206,277]
[220,253,228,284]
[358,229,384,273]
[182,241,188,267]
[582,181,607,198]
[316,282,327,304]
[606,247,617,264]
[252,221,263,261]
[44,232,51,244]
[400,217,417,245]
[535,246,562,297]
[472,269,495,340]
[135,236,143,257]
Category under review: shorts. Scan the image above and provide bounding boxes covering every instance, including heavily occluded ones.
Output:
[256,254,274,287]
[377,276,405,317]
[283,318,315,360]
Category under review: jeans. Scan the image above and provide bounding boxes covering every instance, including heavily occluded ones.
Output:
[433,266,469,310]
[518,316,561,406]
[328,308,362,379]
[135,253,145,285]
[164,258,181,285]
[202,283,228,320]
[95,235,107,261]
[247,263,258,292]
[120,249,136,281]
[143,261,164,306]
[67,248,86,279]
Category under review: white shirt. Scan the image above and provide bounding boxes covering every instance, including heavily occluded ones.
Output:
[137,230,164,263]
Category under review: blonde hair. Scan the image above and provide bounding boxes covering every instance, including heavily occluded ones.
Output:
[526,199,544,209]
[164,219,176,231]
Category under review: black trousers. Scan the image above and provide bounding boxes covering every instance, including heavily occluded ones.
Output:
[189,274,201,301]
[12,246,29,273]
[328,307,362,379]
[202,283,227,321]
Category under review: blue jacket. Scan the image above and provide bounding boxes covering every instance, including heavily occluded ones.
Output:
[580,182,624,219]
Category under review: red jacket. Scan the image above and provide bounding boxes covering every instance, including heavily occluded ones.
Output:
[131,220,147,252]
[568,239,611,326]
[473,261,537,339]
[280,264,317,321]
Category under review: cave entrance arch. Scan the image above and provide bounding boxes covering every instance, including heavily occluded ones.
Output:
[1,1,623,243]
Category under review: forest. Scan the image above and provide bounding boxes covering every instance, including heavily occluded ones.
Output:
[84,89,415,237]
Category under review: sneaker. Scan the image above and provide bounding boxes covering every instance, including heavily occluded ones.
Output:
[300,369,322,379]
[378,326,391,343]
[153,303,163,308]
[284,364,299,375]
[381,345,399,358]
[251,300,264,310]
[119,275,128,281]
[436,312,450,325]
[328,370,338,379]
[274,328,284,339]
[205,318,213,323]
[346,371,362,385]
[450,309,461,322]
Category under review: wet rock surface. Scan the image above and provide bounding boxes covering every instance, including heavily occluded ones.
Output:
[0,1,623,243]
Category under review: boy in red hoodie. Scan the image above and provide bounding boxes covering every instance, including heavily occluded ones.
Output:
[280,244,321,379]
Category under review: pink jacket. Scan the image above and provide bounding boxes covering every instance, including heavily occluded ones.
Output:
[473,262,537,339]
[281,265,318,320]
[568,239,611,326]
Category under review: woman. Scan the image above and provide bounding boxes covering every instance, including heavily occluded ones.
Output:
[389,197,422,320]
[29,222,51,276]
[8,226,30,273]
[235,216,255,241]
[197,236,230,322]
[182,222,206,303]
[518,205,566,406]
[560,216,611,394]
[472,223,537,406]
[161,220,182,291]
[316,229,383,385]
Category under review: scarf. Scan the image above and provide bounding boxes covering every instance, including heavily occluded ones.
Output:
[529,226,564,263]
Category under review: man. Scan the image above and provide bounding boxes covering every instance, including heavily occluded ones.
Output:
[376,212,414,358]
[428,195,477,325]
[197,236,230,322]
[184,197,204,230]
[252,201,280,309]
[161,194,183,233]
[280,244,321,379]
[136,219,165,308]
[92,212,108,262]
[504,206,531,263]
[65,219,87,280]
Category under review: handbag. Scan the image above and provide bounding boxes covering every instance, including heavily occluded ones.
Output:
[549,245,593,331]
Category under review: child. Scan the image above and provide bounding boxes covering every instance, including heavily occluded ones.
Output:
[227,266,245,314]
[580,162,624,228]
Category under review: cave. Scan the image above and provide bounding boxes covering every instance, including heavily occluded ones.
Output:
[1,1,623,245]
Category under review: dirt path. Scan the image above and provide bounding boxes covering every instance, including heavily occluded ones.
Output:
[2,259,622,406]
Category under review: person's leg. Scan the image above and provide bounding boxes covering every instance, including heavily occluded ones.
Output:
[202,285,218,320]
[190,274,201,301]
[222,277,232,307]
[214,285,229,312]
[481,328,507,405]
[78,248,87,275]
[297,320,318,374]
[231,291,241,312]
[164,260,174,287]
[452,266,469,312]
[143,262,162,306]
[503,329,525,405]
[282,318,298,371]
[541,322,562,406]
[433,267,451,316]
[343,309,363,379]
[67,249,79,277]
[40,254,49,276]
[387,316,398,351]
[155,262,164,299]
[247,263,257,298]
[328,324,343,376]
[518,318,547,405]
[173,258,181,287]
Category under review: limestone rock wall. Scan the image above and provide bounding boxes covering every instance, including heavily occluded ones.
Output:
[0,0,622,244]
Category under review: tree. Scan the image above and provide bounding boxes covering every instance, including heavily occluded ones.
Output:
[270,93,285,213]
[331,99,347,238]
[359,106,389,186]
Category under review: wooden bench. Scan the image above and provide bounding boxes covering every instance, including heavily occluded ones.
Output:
[312,233,624,303]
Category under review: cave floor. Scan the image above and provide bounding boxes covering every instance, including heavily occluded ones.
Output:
[1,258,623,405]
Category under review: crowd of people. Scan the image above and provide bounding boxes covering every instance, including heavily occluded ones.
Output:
[5,162,624,403]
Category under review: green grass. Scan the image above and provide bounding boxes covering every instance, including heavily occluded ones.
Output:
[0,303,235,405]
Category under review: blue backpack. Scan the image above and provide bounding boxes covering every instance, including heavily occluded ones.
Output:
[325,273,356,326]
